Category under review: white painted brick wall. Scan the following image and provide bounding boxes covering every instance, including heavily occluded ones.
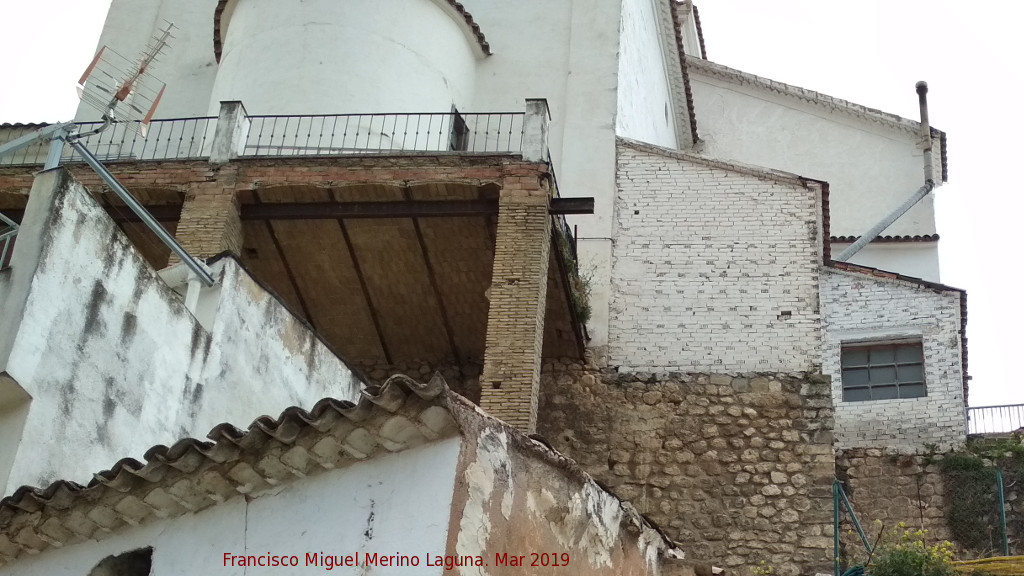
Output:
[822,268,966,452]
[609,139,823,372]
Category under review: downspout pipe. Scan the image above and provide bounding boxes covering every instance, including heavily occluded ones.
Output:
[834,82,935,262]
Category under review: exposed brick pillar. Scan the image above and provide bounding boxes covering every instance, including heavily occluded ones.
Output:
[170,173,242,263]
[480,175,551,433]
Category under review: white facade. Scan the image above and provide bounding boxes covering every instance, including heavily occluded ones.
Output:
[0,170,361,495]
[821,267,966,451]
[211,0,482,116]
[610,140,823,372]
[687,58,944,282]
[0,439,461,576]
[61,0,965,450]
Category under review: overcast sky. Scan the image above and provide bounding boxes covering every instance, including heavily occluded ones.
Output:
[0,1,1019,407]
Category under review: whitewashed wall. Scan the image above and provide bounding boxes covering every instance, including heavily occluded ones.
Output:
[74,0,220,121]
[689,63,942,280]
[0,439,460,576]
[210,0,479,116]
[821,268,966,451]
[616,0,678,149]
[610,140,823,372]
[0,170,361,495]
[831,242,941,283]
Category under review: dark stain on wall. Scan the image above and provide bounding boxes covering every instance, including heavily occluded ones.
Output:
[82,282,110,338]
[119,312,138,344]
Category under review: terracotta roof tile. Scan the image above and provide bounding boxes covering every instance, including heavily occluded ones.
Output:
[0,374,678,565]
[831,234,940,244]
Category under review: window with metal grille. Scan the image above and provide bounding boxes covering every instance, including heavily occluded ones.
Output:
[840,341,925,401]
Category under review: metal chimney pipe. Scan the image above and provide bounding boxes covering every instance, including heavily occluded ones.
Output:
[834,82,938,262]
[917,81,933,184]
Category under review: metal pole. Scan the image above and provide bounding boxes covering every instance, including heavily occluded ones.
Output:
[834,481,841,576]
[838,482,873,556]
[917,81,933,185]
[996,468,1009,557]
[63,137,215,286]
[833,181,934,262]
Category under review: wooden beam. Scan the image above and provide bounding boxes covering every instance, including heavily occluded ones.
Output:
[238,198,594,220]
[3,198,594,224]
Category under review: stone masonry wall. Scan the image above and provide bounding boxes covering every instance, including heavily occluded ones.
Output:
[835,449,953,563]
[537,358,836,576]
[822,267,967,452]
[611,139,824,373]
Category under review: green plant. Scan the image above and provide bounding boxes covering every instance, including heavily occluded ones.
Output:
[553,225,592,325]
[751,560,773,575]
[867,523,956,576]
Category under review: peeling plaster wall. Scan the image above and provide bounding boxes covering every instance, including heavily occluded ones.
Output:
[0,170,361,495]
[446,417,668,576]
[0,439,461,575]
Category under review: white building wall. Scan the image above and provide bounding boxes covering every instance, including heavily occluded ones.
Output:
[0,438,461,576]
[74,0,221,121]
[688,64,942,280]
[616,0,678,149]
[822,268,966,452]
[832,242,942,282]
[210,0,479,116]
[610,140,823,372]
[0,170,361,495]
[461,0,623,350]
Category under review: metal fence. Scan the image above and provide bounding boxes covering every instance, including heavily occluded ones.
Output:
[243,112,524,156]
[834,466,1020,575]
[970,404,1024,435]
[1,112,527,165]
[0,118,215,166]
[0,212,17,269]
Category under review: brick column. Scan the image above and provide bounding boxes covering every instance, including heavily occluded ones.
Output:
[170,175,242,263]
[480,175,551,433]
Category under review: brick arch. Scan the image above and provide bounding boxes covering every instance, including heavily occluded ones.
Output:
[213,0,491,63]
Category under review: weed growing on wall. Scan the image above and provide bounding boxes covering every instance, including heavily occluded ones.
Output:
[867,523,956,576]
[940,437,1024,557]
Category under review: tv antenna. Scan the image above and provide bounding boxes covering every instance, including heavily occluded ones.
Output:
[77,22,172,137]
[0,22,214,286]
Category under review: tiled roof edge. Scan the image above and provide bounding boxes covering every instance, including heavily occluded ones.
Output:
[687,57,951,181]
[0,374,681,563]
[831,234,940,244]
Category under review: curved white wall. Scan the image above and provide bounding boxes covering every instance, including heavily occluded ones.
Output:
[210,0,479,116]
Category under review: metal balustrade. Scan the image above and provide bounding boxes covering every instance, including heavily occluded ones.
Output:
[0,117,215,166]
[0,212,18,269]
[243,112,525,156]
[1,112,527,165]
[968,404,1024,435]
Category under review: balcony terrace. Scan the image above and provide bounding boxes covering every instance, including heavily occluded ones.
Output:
[0,101,591,426]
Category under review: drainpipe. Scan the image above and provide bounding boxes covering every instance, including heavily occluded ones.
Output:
[834,82,935,262]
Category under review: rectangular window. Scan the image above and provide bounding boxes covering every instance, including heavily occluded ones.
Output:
[840,341,925,401]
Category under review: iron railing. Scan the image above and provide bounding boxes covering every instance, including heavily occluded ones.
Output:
[243,112,524,156]
[0,117,215,166]
[0,212,18,269]
[969,404,1024,435]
